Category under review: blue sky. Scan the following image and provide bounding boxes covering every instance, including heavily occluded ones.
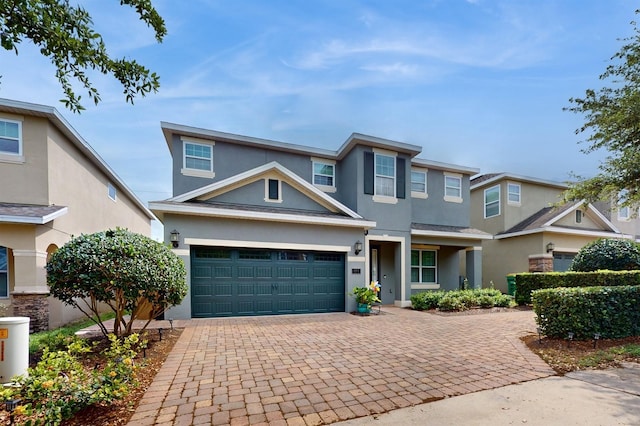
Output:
[0,0,637,223]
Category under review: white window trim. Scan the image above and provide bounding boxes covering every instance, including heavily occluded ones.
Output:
[107,182,117,201]
[264,178,283,203]
[0,116,24,160]
[507,182,521,206]
[311,157,336,193]
[443,172,463,203]
[484,184,500,218]
[373,150,397,201]
[411,248,438,285]
[181,137,215,178]
[411,168,428,199]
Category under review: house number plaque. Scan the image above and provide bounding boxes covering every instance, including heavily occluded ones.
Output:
[0,329,7,339]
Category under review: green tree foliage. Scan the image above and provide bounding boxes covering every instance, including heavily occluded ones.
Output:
[570,238,640,272]
[46,228,187,337]
[0,0,166,112]
[565,10,640,207]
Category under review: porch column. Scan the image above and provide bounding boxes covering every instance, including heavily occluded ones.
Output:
[10,250,50,333]
[528,254,554,273]
[465,247,482,289]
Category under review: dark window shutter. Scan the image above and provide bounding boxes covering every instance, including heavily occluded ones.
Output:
[268,179,279,200]
[364,151,374,195]
[396,157,406,199]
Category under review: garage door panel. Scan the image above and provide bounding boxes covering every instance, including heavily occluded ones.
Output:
[192,247,344,317]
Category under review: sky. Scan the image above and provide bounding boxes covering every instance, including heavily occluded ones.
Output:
[0,0,638,236]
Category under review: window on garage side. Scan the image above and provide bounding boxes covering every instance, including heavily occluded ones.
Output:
[484,184,500,218]
[411,249,437,283]
[182,139,214,178]
[0,246,8,298]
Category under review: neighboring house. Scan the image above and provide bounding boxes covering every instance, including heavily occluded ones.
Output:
[150,123,491,318]
[0,99,155,332]
[470,173,636,293]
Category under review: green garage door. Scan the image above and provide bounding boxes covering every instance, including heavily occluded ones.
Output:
[191,247,345,317]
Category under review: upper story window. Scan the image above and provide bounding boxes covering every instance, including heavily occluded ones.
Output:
[265,178,282,203]
[375,153,396,198]
[107,183,117,201]
[618,190,630,221]
[0,118,22,161]
[575,210,583,223]
[411,169,427,198]
[0,246,8,299]
[444,172,462,203]
[311,158,336,192]
[507,183,521,205]
[181,137,214,178]
[484,184,500,218]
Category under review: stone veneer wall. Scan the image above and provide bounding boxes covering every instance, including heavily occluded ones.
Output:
[12,293,49,333]
[528,254,554,273]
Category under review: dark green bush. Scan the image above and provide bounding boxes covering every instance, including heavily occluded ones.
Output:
[411,288,513,311]
[533,286,640,339]
[571,238,640,272]
[514,270,640,305]
[410,291,445,310]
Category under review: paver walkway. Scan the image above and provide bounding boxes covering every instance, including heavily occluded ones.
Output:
[127,307,554,426]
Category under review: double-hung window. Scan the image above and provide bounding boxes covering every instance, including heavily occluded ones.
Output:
[507,183,521,205]
[312,159,336,192]
[444,173,462,203]
[0,118,22,159]
[182,138,214,178]
[484,185,500,218]
[411,170,427,198]
[0,247,8,298]
[375,153,395,197]
[411,249,437,283]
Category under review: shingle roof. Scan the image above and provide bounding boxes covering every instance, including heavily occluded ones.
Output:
[470,173,502,186]
[498,201,587,235]
[0,202,68,224]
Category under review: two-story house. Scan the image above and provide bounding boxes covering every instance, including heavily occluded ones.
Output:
[470,173,633,293]
[0,98,155,331]
[150,123,491,318]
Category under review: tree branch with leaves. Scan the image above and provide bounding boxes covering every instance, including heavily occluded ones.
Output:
[0,0,166,112]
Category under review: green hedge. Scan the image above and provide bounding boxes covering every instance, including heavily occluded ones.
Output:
[515,270,640,305]
[410,288,513,311]
[532,286,640,339]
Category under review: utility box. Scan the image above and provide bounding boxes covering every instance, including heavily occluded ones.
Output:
[0,317,30,384]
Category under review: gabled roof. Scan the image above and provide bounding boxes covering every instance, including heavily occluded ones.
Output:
[160,122,478,175]
[0,98,155,221]
[0,202,68,224]
[496,200,627,239]
[411,223,492,240]
[470,172,568,190]
[150,161,376,229]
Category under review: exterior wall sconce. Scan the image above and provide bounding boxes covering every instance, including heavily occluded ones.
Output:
[546,242,555,253]
[170,229,180,248]
[354,240,363,255]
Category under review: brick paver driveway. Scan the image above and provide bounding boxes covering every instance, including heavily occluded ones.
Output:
[127,307,554,426]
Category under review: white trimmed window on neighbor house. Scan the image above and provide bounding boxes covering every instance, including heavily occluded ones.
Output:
[484,184,500,218]
[507,183,521,205]
[0,118,22,160]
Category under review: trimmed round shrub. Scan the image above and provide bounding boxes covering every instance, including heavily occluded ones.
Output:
[570,238,640,272]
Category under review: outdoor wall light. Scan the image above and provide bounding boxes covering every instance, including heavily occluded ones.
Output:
[546,242,555,253]
[170,229,180,248]
[354,240,363,255]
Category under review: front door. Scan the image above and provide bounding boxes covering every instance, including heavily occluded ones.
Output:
[370,243,396,304]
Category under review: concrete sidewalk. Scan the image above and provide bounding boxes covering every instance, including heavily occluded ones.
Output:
[335,362,640,425]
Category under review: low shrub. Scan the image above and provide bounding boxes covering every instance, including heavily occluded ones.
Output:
[514,270,640,305]
[411,288,514,312]
[533,286,640,339]
[1,334,146,425]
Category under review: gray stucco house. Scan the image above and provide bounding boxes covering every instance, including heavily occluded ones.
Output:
[150,123,490,318]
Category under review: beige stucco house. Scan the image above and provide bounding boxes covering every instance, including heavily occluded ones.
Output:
[470,173,637,293]
[0,98,155,331]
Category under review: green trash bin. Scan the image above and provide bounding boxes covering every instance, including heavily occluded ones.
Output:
[506,274,516,296]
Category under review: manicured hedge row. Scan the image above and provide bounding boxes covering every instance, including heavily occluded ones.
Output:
[515,270,640,305]
[532,286,640,339]
[410,288,513,311]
